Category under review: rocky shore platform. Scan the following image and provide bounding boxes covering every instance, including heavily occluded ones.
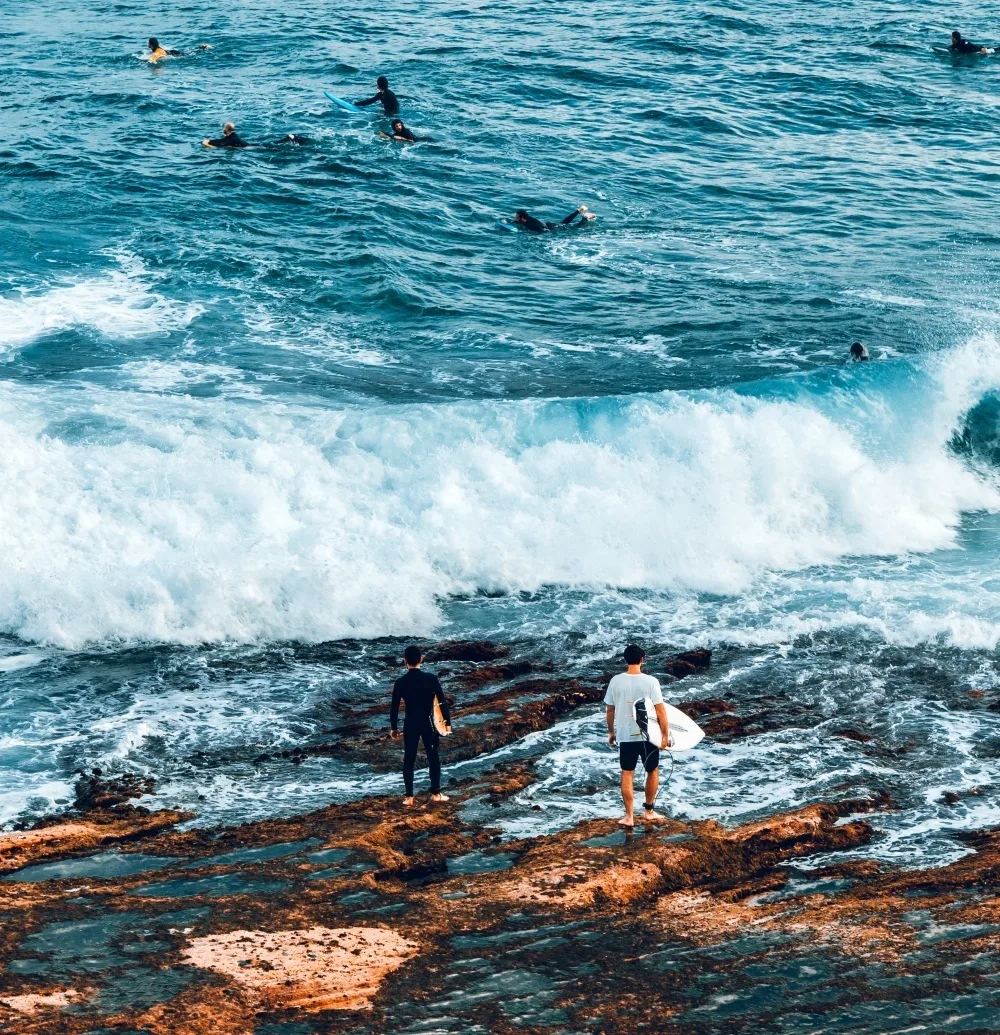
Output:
[3,642,1000,1034]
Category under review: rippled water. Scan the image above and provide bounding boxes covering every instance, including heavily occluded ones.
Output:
[4,0,1000,871]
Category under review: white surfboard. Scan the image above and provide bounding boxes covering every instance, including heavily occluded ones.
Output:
[633,699,704,751]
[432,698,452,736]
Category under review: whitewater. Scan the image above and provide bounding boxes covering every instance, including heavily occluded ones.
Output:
[2,331,1000,649]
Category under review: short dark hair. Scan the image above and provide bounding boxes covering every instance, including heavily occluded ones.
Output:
[952,30,961,39]
[149,37,159,49]
[403,645,422,665]
[377,75,389,90]
[623,644,645,665]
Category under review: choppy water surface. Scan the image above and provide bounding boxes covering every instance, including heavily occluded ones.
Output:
[5,0,1000,881]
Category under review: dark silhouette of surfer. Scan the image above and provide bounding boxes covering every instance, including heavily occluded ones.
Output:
[356,76,400,116]
[950,31,992,54]
[512,205,596,232]
[390,646,451,808]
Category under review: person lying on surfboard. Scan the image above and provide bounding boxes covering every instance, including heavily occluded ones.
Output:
[513,206,596,233]
[390,645,451,807]
[950,31,993,54]
[146,37,212,62]
[356,76,400,116]
[605,644,669,827]
[202,122,250,148]
[379,119,419,142]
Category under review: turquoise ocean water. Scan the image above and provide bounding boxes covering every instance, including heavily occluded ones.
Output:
[5,0,1000,872]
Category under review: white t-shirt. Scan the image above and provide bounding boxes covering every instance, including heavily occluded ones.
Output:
[604,672,664,743]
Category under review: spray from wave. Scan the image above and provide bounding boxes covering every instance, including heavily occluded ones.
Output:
[0,337,998,648]
[0,255,203,354]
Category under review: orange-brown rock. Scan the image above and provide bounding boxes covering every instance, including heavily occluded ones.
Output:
[181,926,419,1012]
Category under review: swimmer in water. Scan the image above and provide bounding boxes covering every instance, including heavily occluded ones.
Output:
[950,31,992,54]
[146,37,212,62]
[202,122,250,149]
[850,341,870,362]
[512,205,596,232]
[146,37,179,62]
[356,76,400,116]
[379,119,418,142]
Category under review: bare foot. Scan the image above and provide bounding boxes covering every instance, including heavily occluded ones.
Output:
[617,815,634,827]
[643,809,666,822]
[402,796,415,808]
[430,793,448,803]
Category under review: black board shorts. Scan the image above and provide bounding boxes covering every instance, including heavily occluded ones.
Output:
[619,741,660,773]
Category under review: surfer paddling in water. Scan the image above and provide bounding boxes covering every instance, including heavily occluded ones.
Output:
[202,122,249,149]
[390,645,451,807]
[605,644,669,827]
[513,206,595,232]
[145,37,211,62]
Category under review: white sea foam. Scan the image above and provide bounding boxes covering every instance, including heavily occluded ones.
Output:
[845,288,928,309]
[0,654,43,673]
[0,336,999,648]
[0,261,202,353]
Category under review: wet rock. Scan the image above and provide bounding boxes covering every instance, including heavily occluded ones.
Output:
[447,660,548,690]
[832,727,873,743]
[73,771,156,813]
[940,786,986,806]
[424,641,509,663]
[180,926,419,1012]
[676,696,734,719]
[1,771,998,1035]
[0,810,186,876]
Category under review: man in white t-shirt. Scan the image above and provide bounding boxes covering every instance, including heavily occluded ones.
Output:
[604,644,669,827]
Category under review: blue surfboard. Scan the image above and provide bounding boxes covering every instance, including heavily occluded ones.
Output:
[495,220,520,233]
[324,91,364,114]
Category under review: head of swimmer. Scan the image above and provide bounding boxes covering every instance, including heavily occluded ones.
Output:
[403,645,423,669]
[148,37,160,52]
[850,341,869,362]
[392,119,404,132]
[952,30,962,43]
[377,75,389,93]
[514,209,529,225]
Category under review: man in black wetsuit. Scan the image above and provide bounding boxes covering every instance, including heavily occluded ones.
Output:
[202,122,249,148]
[850,341,870,362]
[513,205,596,232]
[390,645,451,807]
[950,31,991,54]
[356,76,400,116]
[379,119,417,141]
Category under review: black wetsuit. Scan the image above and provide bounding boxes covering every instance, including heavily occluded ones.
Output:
[390,668,451,796]
[519,209,588,233]
[207,131,249,148]
[392,125,417,141]
[951,36,986,53]
[358,88,400,116]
